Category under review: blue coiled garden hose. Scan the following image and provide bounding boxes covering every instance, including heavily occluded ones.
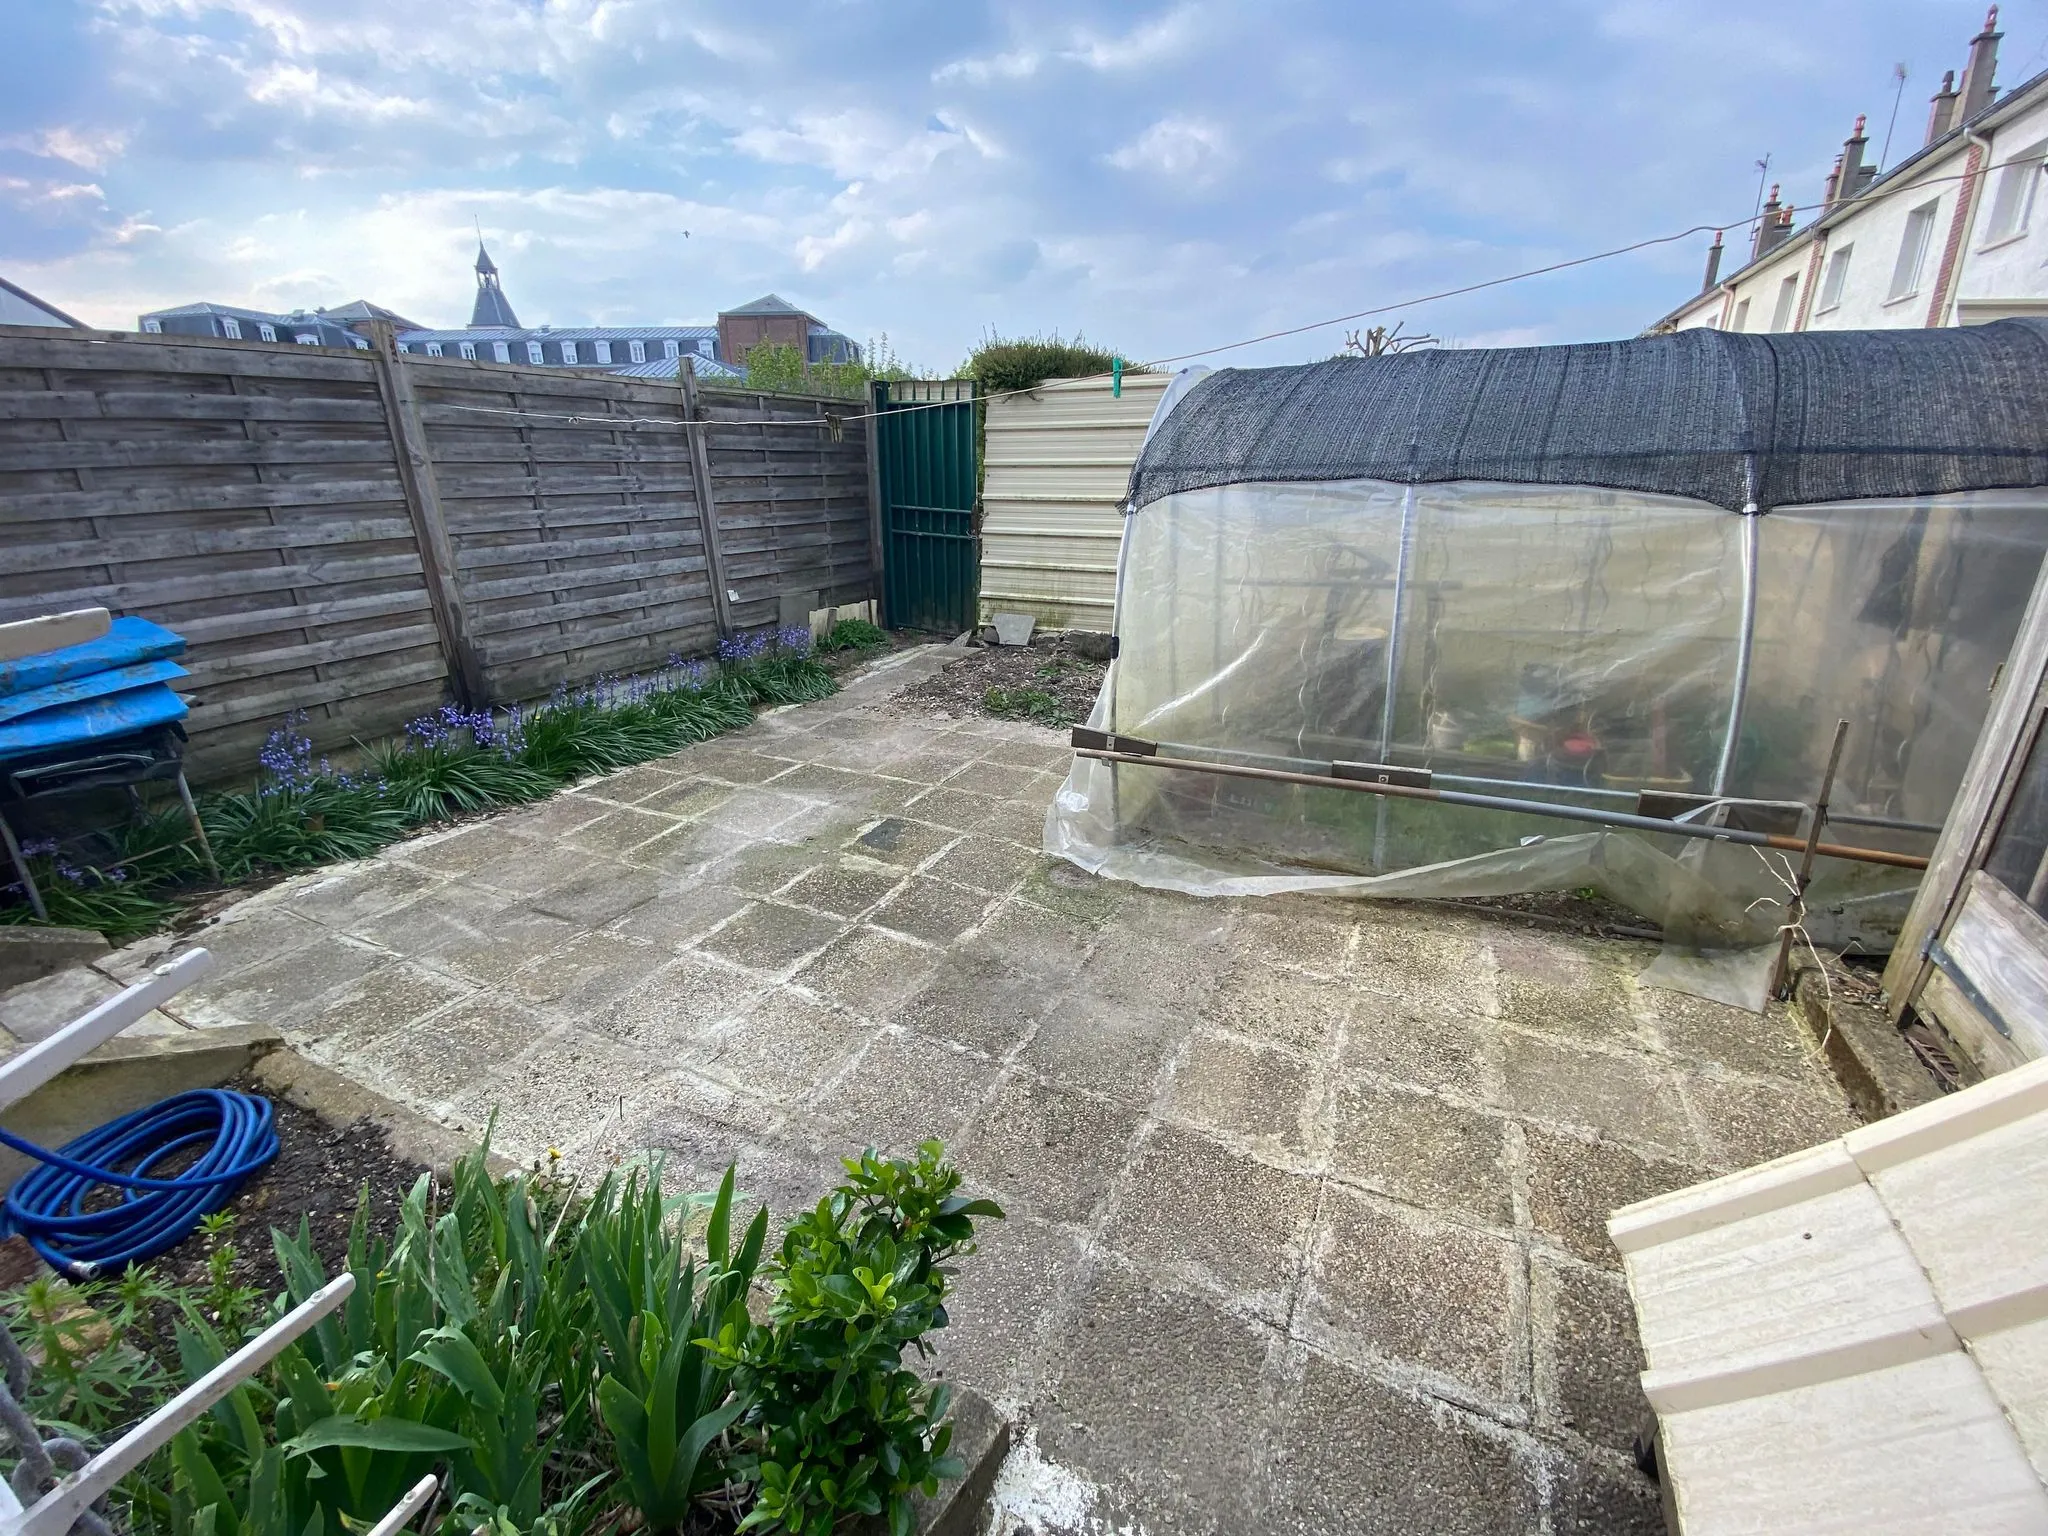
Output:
[0,1090,279,1278]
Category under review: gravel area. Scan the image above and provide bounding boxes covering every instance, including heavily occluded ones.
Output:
[893,633,1108,726]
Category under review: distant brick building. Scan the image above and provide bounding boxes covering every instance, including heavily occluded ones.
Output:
[717,293,861,370]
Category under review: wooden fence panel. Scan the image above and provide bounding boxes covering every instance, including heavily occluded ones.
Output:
[700,390,872,630]
[1,328,882,783]
[0,325,448,780]
[403,356,722,701]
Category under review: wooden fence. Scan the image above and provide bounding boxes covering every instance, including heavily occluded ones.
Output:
[0,323,876,780]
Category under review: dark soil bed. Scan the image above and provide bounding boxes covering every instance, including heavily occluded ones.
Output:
[156,1083,431,1311]
[894,633,1108,726]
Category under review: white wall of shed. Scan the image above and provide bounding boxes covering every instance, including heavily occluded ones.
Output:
[980,372,1168,631]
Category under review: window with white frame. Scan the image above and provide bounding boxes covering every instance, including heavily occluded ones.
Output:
[221,316,242,339]
[258,323,276,342]
[1769,274,1799,331]
[629,339,646,363]
[398,343,411,353]
[664,339,680,358]
[493,341,511,363]
[594,340,612,364]
[350,336,368,349]
[141,318,162,333]
[1984,140,2048,244]
[1817,245,1853,312]
[459,341,476,359]
[425,341,444,356]
[698,338,714,357]
[562,341,578,364]
[1888,201,1940,301]
[1730,298,1751,331]
[527,340,545,364]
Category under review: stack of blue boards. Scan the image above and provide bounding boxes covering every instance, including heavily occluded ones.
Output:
[0,617,190,766]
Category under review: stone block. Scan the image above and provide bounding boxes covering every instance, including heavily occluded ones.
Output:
[793,925,940,1019]
[1204,961,1350,1055]
[1681,1070,1855,1170]
[1341,999,1495,1098]
[527,862,663,927]
[589,953,767,1053]
[1534,1257,1647,1455]
[989,612,1036,646]
[296,961,474,1044]
[810,1027,1001,1156]
[890,955,1051,1058]
[1018,993,1183,1101]
[0,926,107,990]
[848,816,958,868]
[696,989,874,1106]
[870,877,997,946]
[566,806,685,858]
[1521,1123,1705,1269]
[780,861,905,918]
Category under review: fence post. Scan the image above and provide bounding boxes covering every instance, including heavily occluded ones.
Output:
[679,358,736,636]
[866,379,887,620]
[366,319,487,706]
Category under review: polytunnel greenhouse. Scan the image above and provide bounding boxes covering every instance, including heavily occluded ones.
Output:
[1048,320,2048,1006]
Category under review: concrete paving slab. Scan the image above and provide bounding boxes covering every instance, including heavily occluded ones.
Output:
[1305,1185,1523,1409]
[1520,1124,1708,1270]
[1035,1263,1282,1536]
[954,1072,1142,1227]
[178,651,1834,1535]
[1328,1080,1513,1227]
[1269,1353,1539,1536]
[1104,1124,1319,1312]
[1167,1031,1317,1161]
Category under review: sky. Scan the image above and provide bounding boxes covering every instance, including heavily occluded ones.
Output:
[4,0,2043,371]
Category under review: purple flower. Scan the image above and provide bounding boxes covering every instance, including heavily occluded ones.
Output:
[776,624,815,657]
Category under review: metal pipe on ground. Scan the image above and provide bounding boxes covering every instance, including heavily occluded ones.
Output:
[1073,746,1930,871]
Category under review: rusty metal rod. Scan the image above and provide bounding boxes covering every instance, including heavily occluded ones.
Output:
[1773,720,1851,996]
[1074,748,1930,871]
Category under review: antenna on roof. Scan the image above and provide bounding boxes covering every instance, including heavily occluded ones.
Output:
[1750,154,1773,240]
[1880,62,1909,169]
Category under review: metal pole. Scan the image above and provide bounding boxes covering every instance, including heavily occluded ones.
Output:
[1713,508,1761,796]
[1773,719,1851,996]
[1373,483,1419,872]
[1106,503,1134,833]
[0,814,45,923]
[174,768,221,882]
[1073,747,1929,870]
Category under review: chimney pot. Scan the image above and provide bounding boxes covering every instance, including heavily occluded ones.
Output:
[1959,5,2003,123]
[1928,68,1960,144]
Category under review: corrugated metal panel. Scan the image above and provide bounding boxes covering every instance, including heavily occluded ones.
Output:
[980,372,1167,630]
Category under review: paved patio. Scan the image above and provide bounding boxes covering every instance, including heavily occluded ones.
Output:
[117,644,1859,1534]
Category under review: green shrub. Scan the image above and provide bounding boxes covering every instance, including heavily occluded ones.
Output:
[13,1138,996,1536]
[958,334,1138,494]
[708,1143,1003,1536]
[818,618,888,654]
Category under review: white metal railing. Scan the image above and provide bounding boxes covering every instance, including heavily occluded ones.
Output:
[0,950,440,1536]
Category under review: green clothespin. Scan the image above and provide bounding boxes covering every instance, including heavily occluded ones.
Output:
[1112,355,1123,398]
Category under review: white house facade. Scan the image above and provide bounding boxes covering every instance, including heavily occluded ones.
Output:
[1652,9,2048,335]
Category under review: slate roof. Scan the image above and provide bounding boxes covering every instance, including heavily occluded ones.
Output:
[0,277,86,328]
[396,325,718,343]
[721,293,807,317]
[609,354,743,379]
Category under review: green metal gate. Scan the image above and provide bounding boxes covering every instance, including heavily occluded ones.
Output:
[872,379,978,633]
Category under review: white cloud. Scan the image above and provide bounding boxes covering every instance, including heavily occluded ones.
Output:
[1107,115,1230,184]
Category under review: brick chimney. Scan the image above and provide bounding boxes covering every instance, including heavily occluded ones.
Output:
[1833,116,1869,205]
[1927,69,1960,143]
[1751,186,1784,261]
[1822,155,1844,208]
[1702,231,1725,292]
[1958,6,2002,122]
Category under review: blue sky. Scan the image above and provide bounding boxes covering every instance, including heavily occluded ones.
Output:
[3,1,2041,369]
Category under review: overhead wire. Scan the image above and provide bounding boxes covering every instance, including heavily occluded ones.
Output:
[426,147,2048,437]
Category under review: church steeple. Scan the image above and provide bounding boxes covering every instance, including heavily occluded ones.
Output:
[469,239,520,329]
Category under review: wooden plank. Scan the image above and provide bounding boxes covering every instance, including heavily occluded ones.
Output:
[680,359,734,635]
[451,529,701,569]
[0,333,379,382]
[186,624,445,687]
[469,585,714,641]
[0,391,389,425]
[7,477,410,523]
[9,520,419,574]
[460,555,708,605]
[367,319,483,706]
[1890,538,2048,1008]
[0,553,430,616]
[1939,872,2048,1062]
[1,438,408,473]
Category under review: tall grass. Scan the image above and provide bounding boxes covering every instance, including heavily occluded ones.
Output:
[0,629,837,938]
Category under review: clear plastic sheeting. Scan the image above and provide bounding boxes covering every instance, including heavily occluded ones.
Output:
[1047,479,2048,1008]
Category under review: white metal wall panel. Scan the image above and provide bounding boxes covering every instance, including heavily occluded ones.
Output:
[980,372,1168,630]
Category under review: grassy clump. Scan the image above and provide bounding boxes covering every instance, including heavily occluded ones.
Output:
[983,686,1072,727]
[0,628,838,939]
[818,617,889,654]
